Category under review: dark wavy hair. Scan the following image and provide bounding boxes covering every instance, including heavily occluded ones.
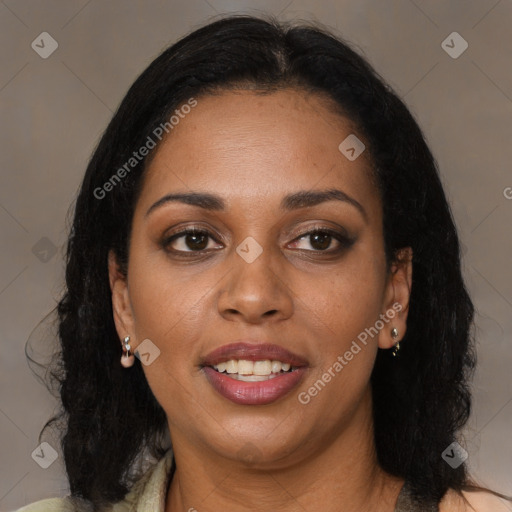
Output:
[32,13,485,510]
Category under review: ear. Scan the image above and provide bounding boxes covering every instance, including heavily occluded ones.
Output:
[377,247,413,350]
[108,250,136,347]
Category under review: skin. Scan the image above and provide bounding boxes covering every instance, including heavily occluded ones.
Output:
[108,88,416,512]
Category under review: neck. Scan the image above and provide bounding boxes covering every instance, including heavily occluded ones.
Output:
[165,387,404,512]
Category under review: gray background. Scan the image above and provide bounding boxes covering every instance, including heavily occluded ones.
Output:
[1,0,511,509]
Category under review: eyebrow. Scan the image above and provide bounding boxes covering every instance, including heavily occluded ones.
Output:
[145,188,368,222]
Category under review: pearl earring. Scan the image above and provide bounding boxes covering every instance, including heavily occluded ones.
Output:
[391,327,400,357]
[121,336,135,367]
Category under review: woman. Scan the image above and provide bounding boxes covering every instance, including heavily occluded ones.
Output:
[15,14,511,512]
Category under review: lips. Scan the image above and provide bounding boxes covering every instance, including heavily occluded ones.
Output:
[201,341,309,367]
[201,341,309,405]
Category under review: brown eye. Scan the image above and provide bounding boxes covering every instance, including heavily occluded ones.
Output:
[162,228,221,253]
[290,228,355,253]
[308,232,332,251]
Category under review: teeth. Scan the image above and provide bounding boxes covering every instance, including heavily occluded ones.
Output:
[212,359,297,377]
[271,360,282,373]
[238,360,254,375]
[216,361,227,373]
[225,360,238,374]
[231,374,279,382]
[253,360,272,375]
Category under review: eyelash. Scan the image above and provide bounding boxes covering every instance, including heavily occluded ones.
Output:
[161,225,355,256]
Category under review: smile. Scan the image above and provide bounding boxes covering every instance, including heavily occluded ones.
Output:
[211,359,299,381]
[201,341,309,405]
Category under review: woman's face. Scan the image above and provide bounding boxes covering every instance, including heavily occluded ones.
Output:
[109,88,412,467]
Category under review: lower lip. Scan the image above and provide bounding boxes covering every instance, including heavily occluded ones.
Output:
[203,366,307,405]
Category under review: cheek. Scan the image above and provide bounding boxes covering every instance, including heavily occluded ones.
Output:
[292,254,386,410]
[294,267,384,414]
[126,250,214,363]
[298,257,386,344]
[300,287,381,395]
[126,257,214,415]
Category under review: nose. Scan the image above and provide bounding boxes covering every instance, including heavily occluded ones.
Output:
[217,247,294,324]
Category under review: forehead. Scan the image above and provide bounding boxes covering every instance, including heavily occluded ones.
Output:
[137,88,380,218]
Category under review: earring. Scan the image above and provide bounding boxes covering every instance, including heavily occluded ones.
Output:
[121,336,135,368]
[391,327,400,357]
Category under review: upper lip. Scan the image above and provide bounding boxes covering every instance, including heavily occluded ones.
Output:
[201,341,309,367]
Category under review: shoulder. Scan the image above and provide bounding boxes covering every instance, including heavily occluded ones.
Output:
[440,488,512,512]
[12,496,90,512]
[12,449,174,512]
[11,493,133,512]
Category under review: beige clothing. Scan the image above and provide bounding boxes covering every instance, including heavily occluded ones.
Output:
[13,449,174,512]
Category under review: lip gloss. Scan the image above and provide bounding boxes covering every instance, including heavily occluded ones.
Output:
[203,366,307,405]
